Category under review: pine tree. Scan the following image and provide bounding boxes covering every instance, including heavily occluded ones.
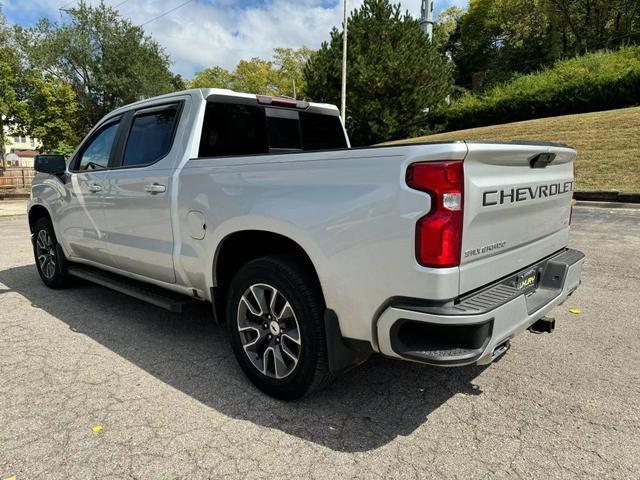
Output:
[304,0,452,146]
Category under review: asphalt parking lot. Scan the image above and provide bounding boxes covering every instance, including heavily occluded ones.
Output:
[1,204,639,479]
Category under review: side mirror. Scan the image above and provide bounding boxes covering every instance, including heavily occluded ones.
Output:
[34,155,66,175]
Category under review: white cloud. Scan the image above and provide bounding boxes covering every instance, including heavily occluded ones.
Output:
[5,0,469,78]
[130,0,363,76]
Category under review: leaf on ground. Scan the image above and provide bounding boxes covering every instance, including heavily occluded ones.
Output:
[569,307,582,314]
[92,425,104,433]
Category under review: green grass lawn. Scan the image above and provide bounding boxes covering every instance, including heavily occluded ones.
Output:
[390,107,640,192]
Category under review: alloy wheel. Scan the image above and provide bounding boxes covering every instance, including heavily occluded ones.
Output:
[36,229,56,280]
[237,283,302,379]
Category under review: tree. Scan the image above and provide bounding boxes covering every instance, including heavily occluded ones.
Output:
[304,0,452,146]
[190,66,234,89]
[15,0,181,133]
[189,47,313,98]
[1,6,80,161]
[19,73,81,153]
[233,58,277,95]
[548,0,640,54]
[448,0,557,89]
[448,0,640,90]
[433,7,464,52]
[271,47,314,98]
[0,5,22,168]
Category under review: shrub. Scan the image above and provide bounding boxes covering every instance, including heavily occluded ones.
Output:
[431,47,640,132]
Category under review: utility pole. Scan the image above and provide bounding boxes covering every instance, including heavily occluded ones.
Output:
[340,0,348,122]
[420,0,434,40]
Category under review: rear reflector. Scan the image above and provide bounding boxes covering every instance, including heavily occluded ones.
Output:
[406,161,464,268]
[256,95,310,110]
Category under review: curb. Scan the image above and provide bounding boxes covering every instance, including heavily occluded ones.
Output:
[574,191,640,203]
[574,200,640,210]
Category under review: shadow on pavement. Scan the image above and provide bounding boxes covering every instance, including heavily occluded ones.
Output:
[0,263,487,453]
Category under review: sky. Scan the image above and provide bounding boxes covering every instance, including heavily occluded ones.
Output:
[3,0,468,78]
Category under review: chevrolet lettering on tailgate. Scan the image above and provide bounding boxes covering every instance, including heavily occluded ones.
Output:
[483,181,574,206]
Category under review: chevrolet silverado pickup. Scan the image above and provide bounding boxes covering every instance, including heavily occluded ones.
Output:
[28,88,585,399]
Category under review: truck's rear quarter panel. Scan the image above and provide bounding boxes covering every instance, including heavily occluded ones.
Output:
[177,143,467,343]
[178,139,578,353]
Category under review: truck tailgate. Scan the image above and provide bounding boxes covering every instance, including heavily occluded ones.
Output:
[459,142,576,294]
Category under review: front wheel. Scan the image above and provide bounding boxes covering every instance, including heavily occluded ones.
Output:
[226,255,333,400]
[32,217,70,289]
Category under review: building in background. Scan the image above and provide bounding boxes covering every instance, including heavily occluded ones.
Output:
[1,126,40,168]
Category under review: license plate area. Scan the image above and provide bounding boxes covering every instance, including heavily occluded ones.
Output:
[514,267,539,294]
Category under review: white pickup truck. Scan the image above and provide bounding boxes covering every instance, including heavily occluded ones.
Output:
[29,88,584,399]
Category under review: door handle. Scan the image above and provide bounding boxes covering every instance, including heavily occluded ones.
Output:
[88,184,102,193]
[144,183,166,194]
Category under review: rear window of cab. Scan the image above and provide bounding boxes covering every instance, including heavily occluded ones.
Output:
[198,102,347,158]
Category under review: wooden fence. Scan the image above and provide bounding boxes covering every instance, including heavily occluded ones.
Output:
[0,167,35,191]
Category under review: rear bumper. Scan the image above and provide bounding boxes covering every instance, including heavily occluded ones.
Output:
[376,248,585,366]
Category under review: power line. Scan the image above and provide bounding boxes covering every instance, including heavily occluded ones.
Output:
[58,0,75,18]
[60,0,132,15]
[140,0,195,26]
[61,0,193,31]
[57,0,194,32]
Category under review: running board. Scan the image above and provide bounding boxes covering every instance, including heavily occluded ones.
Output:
[67,265,199,313]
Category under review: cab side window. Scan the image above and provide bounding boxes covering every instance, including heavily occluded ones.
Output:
[76,121,120,171]
[122,104,180,167]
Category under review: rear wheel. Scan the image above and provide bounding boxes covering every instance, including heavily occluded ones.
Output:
[33,217,70,289]
[226,255,333,400]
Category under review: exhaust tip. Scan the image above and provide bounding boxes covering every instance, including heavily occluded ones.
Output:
[528,316,555,334]
[491,339,511,362]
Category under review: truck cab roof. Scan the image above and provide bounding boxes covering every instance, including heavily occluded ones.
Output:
[107,88,341,120]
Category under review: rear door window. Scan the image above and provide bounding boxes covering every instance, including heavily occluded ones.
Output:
[122,104,180,167]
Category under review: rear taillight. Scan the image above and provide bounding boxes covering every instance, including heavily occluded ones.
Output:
[406,161,464,268]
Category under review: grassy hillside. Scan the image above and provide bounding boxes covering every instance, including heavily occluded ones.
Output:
[391,107,640,192]
[429,47,640,133]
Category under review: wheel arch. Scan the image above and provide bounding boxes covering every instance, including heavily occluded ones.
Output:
[212,229,325,305]
[28,204,52,233]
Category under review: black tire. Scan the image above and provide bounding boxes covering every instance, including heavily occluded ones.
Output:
[32,217,71,289]
[226,254,333,400]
